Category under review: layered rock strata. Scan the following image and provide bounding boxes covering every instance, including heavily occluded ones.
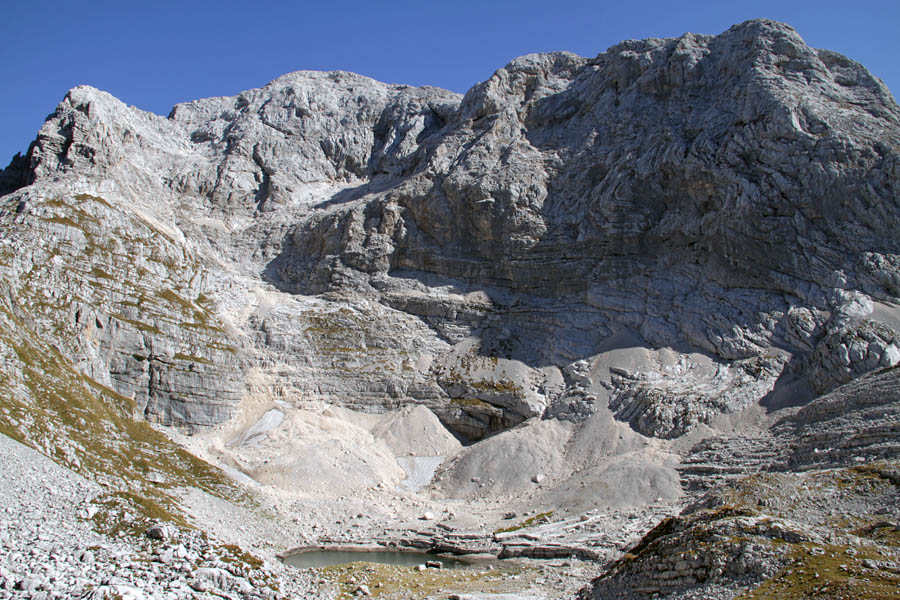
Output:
[3,19,899,444]
[1,16,900,600]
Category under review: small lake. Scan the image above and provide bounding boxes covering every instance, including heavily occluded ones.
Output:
[282,549,472,569]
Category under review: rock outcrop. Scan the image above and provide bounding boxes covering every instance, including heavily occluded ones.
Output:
[680,362,900,491]
[584,462,900,599]
[4,19,899,443]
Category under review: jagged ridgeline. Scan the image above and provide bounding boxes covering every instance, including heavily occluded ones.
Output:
[3,19,898,440]
[1,18,900,598]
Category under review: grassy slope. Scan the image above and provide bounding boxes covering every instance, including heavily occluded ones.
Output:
[0,191,249,533]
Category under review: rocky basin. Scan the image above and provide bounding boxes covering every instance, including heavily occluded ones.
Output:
[1,17,899,600]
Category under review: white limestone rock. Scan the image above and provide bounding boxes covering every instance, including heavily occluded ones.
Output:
[2,18,900,446]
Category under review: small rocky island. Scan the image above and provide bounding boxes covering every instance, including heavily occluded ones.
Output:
[0,18,899,599]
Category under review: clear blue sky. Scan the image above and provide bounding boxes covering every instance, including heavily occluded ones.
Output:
[2,0,898,166]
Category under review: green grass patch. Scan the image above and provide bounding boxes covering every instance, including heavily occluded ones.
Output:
[494,511,554,534]
[318,561,526,600]
[173,352,213,365]
[739,542,900,600]
[111,313,164,334]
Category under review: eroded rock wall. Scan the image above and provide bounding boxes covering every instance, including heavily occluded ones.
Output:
[1,19,899,443]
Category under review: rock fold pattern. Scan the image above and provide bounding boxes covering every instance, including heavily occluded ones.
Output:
[1,19,899,443]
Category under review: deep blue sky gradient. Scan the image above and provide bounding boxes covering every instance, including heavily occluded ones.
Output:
[2,0,898,166]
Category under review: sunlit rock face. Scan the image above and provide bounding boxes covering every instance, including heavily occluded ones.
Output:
[4,18,900,600]
[2,18,899,443]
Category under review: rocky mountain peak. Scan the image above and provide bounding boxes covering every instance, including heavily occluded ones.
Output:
[2,18,900,600]
[2,19,899,441]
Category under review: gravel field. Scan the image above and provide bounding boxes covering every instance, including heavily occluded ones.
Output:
[0,432,324,599]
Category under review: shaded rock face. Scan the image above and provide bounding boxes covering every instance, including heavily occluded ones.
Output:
[679,363,900,494]
[2,19,900,440]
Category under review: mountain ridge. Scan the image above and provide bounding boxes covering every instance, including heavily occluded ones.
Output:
[1,18,900,599]
[3,15,898,450]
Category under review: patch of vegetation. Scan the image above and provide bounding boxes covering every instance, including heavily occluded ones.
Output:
[206,341,238,355]
[323,346,365,354]
[739,542,900,600]
[156,288,195,313]
[494,511,554,534]
[91,491,187,537]
[111,312,164,334]
[40,199,101,231]
[471,379,522,394]
[0,298,252,538]
[847,462,900,487]
[854,519,900,547]
[74,193,114,209]
[43,215,84,230]
[220,543,264,570]
[91,266,116,280]
[317,560,527,600]
[173,352,213,365]
[305,323,349,335]
[450,397,497,409]
[156,288,216,326]
[615,504,760,567]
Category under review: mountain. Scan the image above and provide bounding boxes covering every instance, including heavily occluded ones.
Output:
[1,18,899,599]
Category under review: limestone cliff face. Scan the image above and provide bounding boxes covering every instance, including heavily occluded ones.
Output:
[2,19,899,440]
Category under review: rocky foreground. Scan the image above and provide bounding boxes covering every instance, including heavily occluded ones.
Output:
[1,18,900,599]
[0,431,311,600]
